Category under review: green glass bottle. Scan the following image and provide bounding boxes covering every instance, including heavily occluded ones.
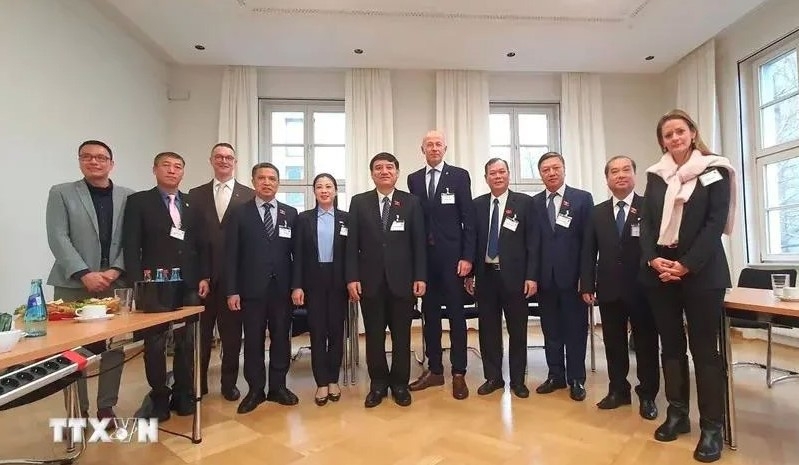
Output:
[23,279,47,337]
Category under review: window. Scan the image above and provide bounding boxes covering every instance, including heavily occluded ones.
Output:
[489,103,560,195]
[743,32,799,262]
[259,100,346,211]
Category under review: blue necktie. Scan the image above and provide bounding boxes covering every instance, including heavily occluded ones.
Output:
[263,203,275,239]
[428,168,437,199]
[615,200,626,237]
[487,198,499,259]
[547,192,557,230]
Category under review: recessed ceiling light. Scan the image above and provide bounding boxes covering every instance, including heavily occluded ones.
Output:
[645,55,654,61]
[194,44,206,51]
[354,49,364,54]
[506,52,516,58]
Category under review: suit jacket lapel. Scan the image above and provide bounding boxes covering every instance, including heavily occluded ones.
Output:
[111,182,127,237]
[75,181,99,235]
[501,191,517,241]
[367,190,383,231]
[434,164,449,199]
[311,208,320,258]
[223,181,248,224]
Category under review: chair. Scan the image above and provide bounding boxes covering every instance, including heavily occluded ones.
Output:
[289,306,312,362]
[526,295,596,372]
[731,267,799,387]
[440,289,481,358]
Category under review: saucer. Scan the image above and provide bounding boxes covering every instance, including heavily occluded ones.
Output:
[74,314,115,322]
[777,295,799,303]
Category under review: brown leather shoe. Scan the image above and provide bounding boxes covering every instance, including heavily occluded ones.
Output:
[452,374,469,400]
[409,370,445,391]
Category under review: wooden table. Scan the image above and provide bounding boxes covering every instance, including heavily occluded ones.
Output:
[722,288,799,450]
[0,306,204,465]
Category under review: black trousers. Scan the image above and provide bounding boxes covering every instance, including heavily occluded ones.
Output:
[306,264,347,386]
[361,276,413,391]
[476,266,528,386]
[142,322,193,405]
[598,298,660,399]
[647,283,725,427]
[421,247,467,375]
[241,278,290,393]
[200,279,242,392]
[538,287,589,383]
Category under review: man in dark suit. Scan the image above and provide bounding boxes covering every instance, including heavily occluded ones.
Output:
[188,143,254,402]
[580,156,659,419]
[346,152,427,408]
[226,162,299,414]
[531,152,593,401]
[407,130,476,400]
[122,152,210,422]
[465,158,538,398]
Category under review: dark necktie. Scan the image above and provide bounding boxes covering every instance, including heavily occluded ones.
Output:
[263,203,275,239]
[487,198,499,259]
[381,197,390,230]
[616,200,626,237]
[547,192,558,230]
[428,168,437,199]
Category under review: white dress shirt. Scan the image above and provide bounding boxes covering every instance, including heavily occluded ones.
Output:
[425,161,445,198]
[485,189,509,263]
[612,191,636,224]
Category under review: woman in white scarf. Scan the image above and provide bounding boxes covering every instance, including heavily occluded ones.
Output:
[639,110,735,463]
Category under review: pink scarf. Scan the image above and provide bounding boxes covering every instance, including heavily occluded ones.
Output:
[646,149,737,246]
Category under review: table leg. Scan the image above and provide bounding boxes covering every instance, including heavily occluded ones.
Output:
[351,302,358,384]
[192,317,202,444]
[589,306,596,373]
[721,314,737,450]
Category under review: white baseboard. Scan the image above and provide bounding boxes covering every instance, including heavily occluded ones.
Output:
[739,326,799,349]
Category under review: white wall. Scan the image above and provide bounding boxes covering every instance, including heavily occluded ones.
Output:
[0,0,168,309]
[715,0,799,275]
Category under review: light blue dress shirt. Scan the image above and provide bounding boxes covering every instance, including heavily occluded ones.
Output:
[317,206,335,263]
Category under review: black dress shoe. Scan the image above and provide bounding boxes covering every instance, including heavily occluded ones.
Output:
[170,393,195,416]
[328,392,341,402]
[391,386,412,407]
[569,381,586,401]
[693,427,723,463]
[639,399,658,420]
[654,413,690,441]
[237,391,266,414]
[535,378,567,394]
[477,379,505,395]
[222,386,241,402]
[510,384,530,398]
[596,392,632,410]
[364,389,387,408]
[266,387,299,406]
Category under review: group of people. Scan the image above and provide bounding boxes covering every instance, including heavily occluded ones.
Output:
[45,108,735,463]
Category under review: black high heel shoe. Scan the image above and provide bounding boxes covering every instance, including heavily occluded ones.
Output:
[328,384,341,402]
[315,388,329,406]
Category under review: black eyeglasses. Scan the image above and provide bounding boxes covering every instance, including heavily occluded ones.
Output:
[79,154,111,162]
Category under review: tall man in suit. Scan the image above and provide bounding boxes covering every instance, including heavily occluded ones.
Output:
[407,130,476,400]
[346,152,427,408]
[123,152,210,422]
[579,156,659,419]
[46,140,133,424]
[188,143,254,402]
[465,158,538,398]
[532,152,593,401]
[226,162,299,414]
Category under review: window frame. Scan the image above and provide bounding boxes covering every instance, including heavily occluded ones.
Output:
[489,102,561,195]
[258,99,346,211]
[744,33,799,262]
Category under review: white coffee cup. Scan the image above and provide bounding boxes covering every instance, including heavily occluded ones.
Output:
[76,305,107,318]
[783,287,799,299]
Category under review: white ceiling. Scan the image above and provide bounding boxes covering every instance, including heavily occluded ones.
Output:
[97,0,768,73]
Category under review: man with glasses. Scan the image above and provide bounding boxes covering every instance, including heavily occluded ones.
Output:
[46,140,134,426]
[188,143,254,401]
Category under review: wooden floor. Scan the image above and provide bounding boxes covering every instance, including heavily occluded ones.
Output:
[1,327,798,465]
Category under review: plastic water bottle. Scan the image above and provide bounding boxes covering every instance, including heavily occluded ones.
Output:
[24,279,47,337]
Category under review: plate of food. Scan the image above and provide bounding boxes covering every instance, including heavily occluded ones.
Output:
[13,297,121,321]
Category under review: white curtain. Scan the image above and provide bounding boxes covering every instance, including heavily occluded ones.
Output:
[676,39,721,153]
[218,65,258,185]
[560,73,608,201]
[435,70,490,196]
[344,69,394,199]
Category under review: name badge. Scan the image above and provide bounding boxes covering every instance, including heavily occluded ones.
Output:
[502,217,518,232]
[631,224,641,237]
[441,191,455,205]
[278,226,292,238]
[390,218,405,232]
[340,226,348,236]
[555,213,572,228]
[699,169,722,187]
[170,227,185,241]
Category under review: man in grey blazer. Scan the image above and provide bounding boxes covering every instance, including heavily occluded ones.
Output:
[46,140,134,425]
